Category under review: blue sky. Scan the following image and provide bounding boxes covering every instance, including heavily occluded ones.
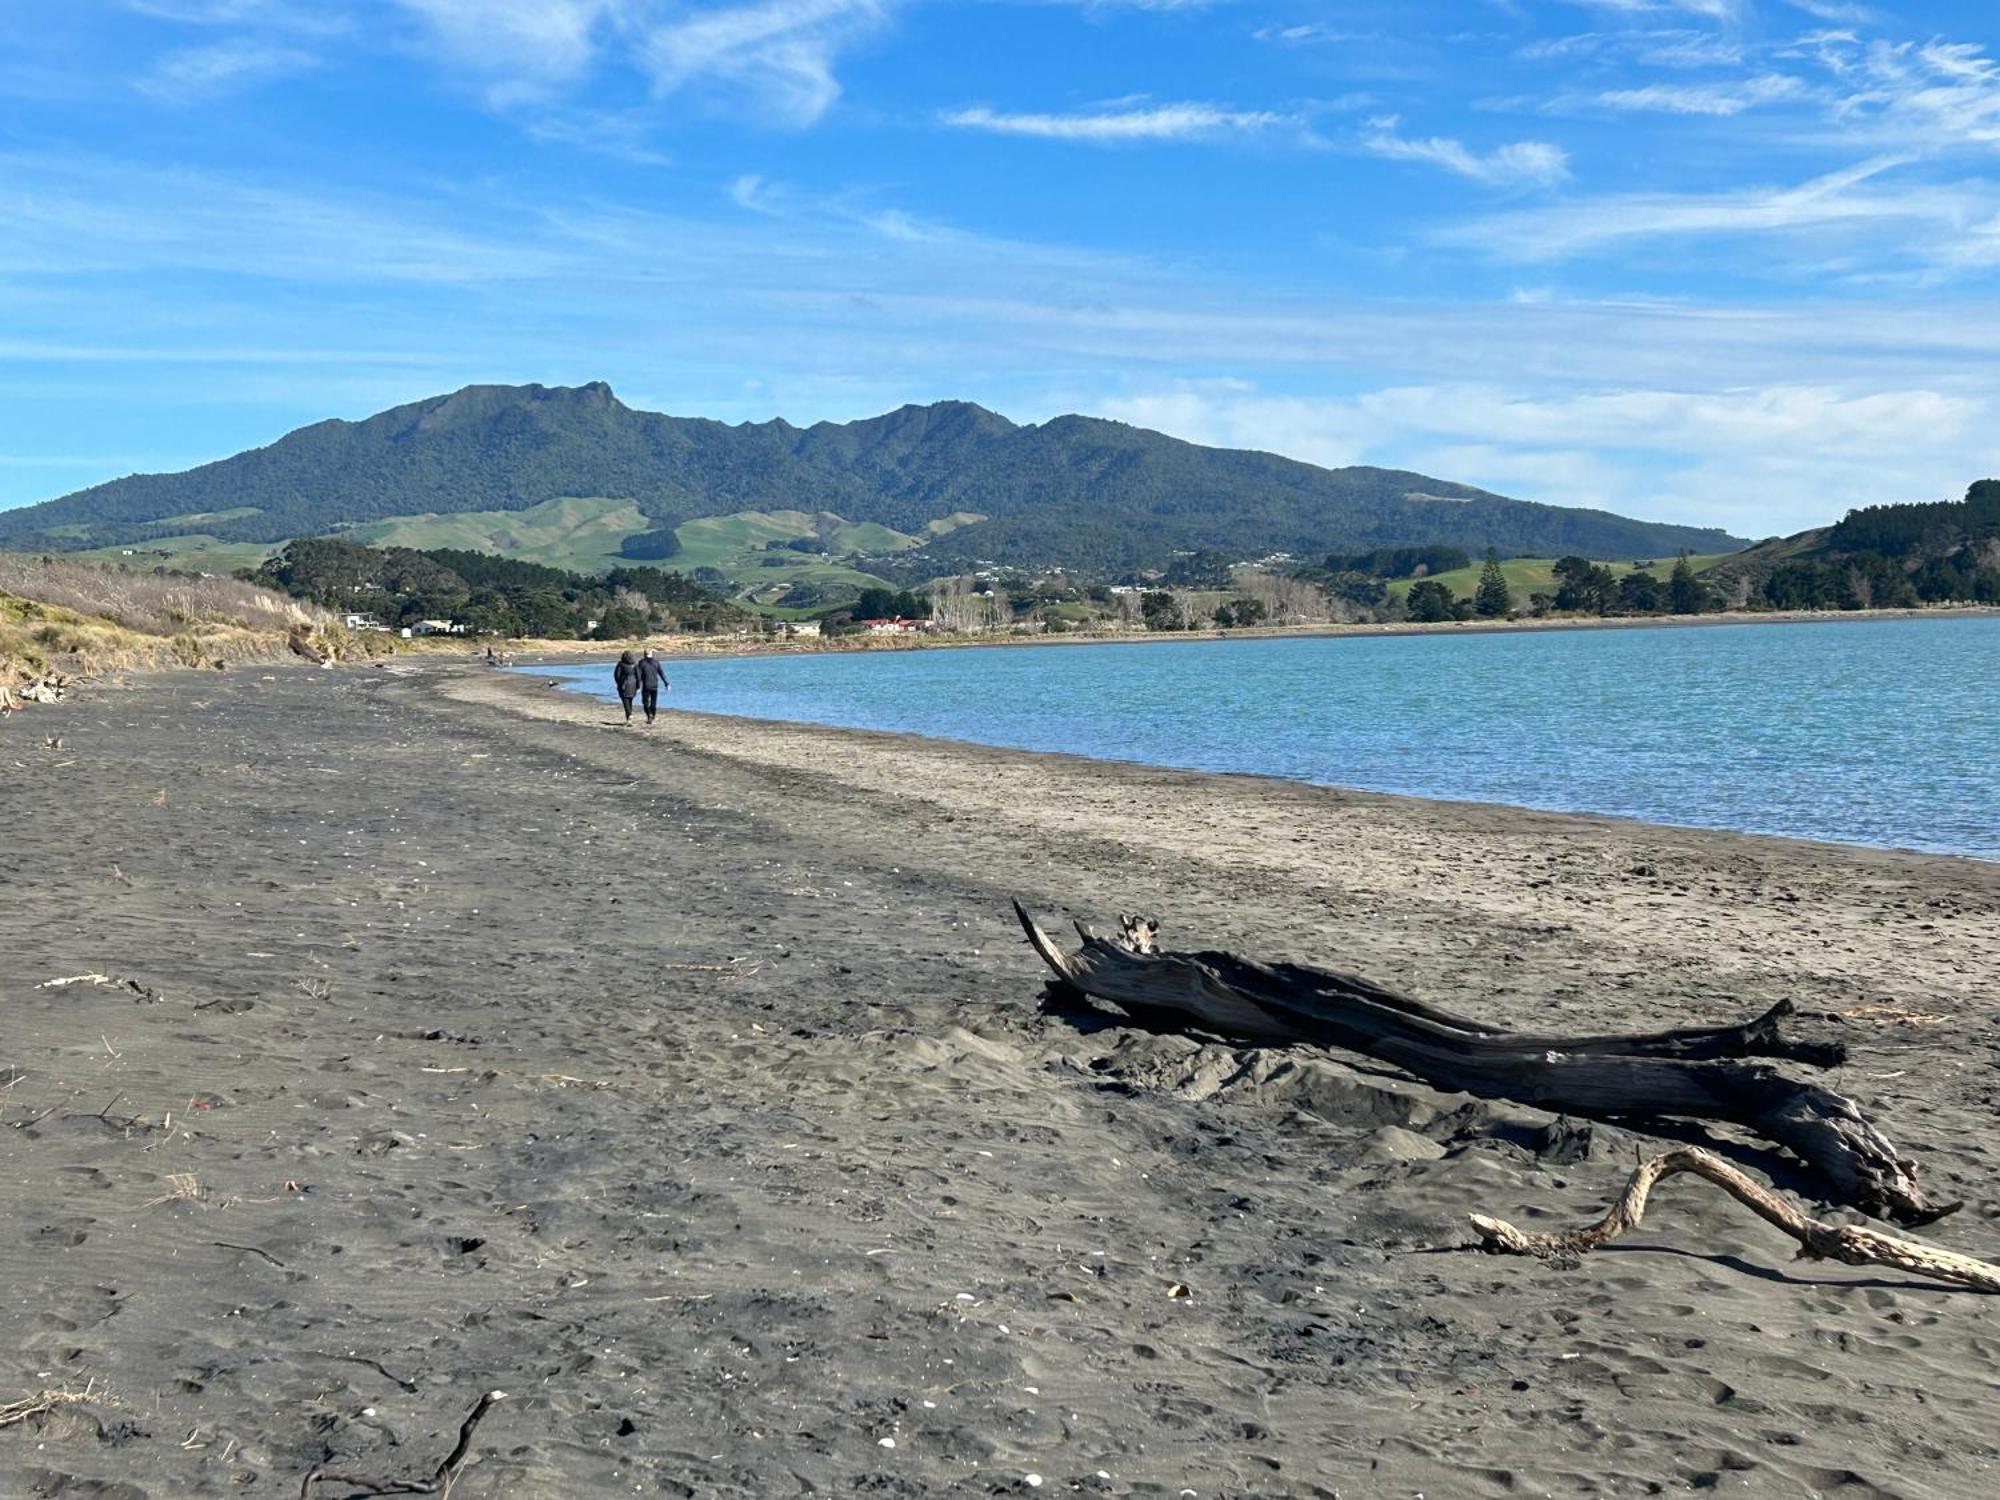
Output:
[3,0,1998,536]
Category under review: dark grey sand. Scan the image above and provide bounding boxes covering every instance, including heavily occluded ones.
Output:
[3,661,1998,1499]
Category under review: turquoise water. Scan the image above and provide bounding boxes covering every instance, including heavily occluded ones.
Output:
[538,617,2000,859]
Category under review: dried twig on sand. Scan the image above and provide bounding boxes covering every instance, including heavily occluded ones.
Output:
[0,1380,101,1428]
[145,1172,207,1208]
[1471,1147,2000,1293]
[300,1389,506,1498]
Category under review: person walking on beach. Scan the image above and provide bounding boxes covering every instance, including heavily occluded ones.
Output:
[612,650,640,724]
[635,649,668,724]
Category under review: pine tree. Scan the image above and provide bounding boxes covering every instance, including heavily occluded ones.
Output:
[1669,551,1703,614]
[1474,548,1513,618]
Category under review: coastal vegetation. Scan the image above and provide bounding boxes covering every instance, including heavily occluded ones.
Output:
[250,538,745,640]
[0,551,338,685]
[1703,481,2000,610]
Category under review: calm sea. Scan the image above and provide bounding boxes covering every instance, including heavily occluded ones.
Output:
[538,617,2000,860]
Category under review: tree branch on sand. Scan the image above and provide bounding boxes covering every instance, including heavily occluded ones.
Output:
[1472,1148,2000,1293]
[300,1390,505,1498]
[1013,903,1943,1225]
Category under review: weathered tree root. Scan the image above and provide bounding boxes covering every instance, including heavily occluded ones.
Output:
[1472,1149,2000,1292]
[1016,903,1938,1223]
[300,1390,506,1498]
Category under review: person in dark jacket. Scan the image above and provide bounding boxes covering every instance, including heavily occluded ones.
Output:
[635,649,668,724]
[612,651,640,723]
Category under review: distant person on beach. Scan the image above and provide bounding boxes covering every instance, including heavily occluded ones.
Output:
[635,649,668,724]
[612,650,640,723]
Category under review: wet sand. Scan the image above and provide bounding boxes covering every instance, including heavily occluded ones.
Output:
[2,660,1997,1498]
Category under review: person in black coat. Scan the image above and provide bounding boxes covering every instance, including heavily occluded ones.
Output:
[635,650,669,724]
[612,651,640,723]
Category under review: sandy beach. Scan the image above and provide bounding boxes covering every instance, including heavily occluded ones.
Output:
[4,660,1997,1499]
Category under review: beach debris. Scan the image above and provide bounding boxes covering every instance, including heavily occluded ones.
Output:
[5,671,69,707]
[1015,902,1938,1224]
[146,1172,208,1208]
[33,972,161,1002]
[0,1379,103,1429]
[212,1240,288,1270]
[288,627,328,665]
[299,1388,506,1498]
[1473,1147,2000,1293]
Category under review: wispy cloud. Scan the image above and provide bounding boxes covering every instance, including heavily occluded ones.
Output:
[1365,120,1570,187]
[943,101,1286,144]
[138,39,317,101]
[125,0,343,30]
[1814,35,2000,155]
[1068,0,1223,11]
[1787,0,1879,22]
[1565,0,1745,19]
[386,1,893,124]
[1595,73,1808,115]
[634,0,892,126]
[1438,154,1995,267]
[391,0,617,98]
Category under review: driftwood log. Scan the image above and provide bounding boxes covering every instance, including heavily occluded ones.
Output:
[1473,1148,2000,1293]
[1015,904,1940,1224]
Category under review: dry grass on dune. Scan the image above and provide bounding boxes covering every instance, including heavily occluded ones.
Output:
[0,552,342,684]
[0,552,319,636]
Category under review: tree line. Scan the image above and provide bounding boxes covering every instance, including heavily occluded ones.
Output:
[1403,552,1712,623]
[248,538,744,639]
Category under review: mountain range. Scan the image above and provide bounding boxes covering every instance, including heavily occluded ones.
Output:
[0,382,1745,579]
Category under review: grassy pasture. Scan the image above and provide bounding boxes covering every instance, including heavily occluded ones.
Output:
[69,534,282,575]
[347,496,653,574]
[1385,553,1731,602]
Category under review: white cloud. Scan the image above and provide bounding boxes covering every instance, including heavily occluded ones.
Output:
[635,0,891,127]
[1441,154,1995,263]
[1098,380,1992,532]
[1596,74,1808,116]
[1565,0,1744,18]
[730,172,780,212]
[943,102,1286,143]
[124,0,341,29]
[386,1,892,124]
[1635,33,1747,68]
[138,39,317,101]
[1066,0,1223,11]
[1817,36,2000,155]
[392,0,617,96]
[1787,0,1878,22]
[1365,124,1570,187]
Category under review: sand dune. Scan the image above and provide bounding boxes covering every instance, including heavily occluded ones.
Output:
[2,660,1996,1498]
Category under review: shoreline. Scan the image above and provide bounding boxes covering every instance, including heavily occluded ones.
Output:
[411,602,2000,669]
[471,661,1999,871]
[4,661,1996,1497]
[501,639,1996,866]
